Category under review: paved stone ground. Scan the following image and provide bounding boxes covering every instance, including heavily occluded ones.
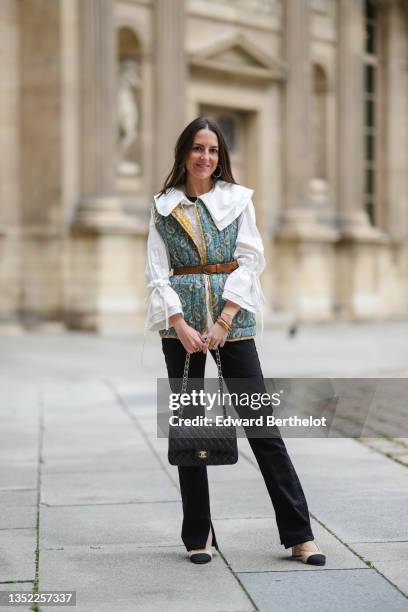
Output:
[0,320,407,611]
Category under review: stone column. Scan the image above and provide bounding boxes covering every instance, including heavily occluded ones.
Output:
[153,0,186,185]
[336,0,379,238]
[274,0,337,323]
[282,0,312,218]
[0,0,20,321]
[0,0,19,228]
[68,0,141,333]
[335,0,388,321]
[278,0,336,238]
[377,0,408,240]
[73,0,129,227]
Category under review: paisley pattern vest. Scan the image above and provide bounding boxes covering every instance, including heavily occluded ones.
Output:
[153,198,256,340]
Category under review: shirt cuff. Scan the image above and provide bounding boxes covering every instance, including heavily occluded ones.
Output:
[222,266,266,313]
[145,279,183,331]
[148,305,183,332]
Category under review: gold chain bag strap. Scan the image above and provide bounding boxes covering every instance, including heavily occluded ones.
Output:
[168,348,239,466]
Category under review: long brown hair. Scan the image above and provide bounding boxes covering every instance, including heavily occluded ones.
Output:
[157,116,236,197]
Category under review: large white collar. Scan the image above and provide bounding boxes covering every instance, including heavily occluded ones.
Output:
[153,180,253,231]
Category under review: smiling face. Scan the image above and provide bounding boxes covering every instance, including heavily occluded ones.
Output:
[185,128,219,182]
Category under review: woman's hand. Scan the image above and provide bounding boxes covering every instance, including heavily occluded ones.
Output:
[202,322,229,353]
[171,316,207,354]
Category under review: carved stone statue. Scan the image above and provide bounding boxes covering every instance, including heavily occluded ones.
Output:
[117,58,141,176]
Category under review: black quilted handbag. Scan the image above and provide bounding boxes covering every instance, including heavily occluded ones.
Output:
[168,348,238,466]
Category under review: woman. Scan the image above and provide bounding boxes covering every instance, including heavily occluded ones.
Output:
[145,116,326,566]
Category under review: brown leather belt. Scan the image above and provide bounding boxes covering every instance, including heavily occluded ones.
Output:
[172,260,239,275]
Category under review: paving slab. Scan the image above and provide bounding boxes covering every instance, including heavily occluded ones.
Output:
[370,562,408,598]
[351,542,408,596]
[41,428,143,462]
[0,529,36,583]
[41,416,168,475]
[0,399,39,495]
[254,321,408,378]
[0,426,38,461]
[238,568,407,612]
[284,438,408,488]
[281,438,408,542]
[302,486,408,543]
[40,501,183,548]
[43,407,126,427]
[41,468,180,506]
[135,412,168,438]
[40,451,153,475]
[39,544,254,612]
[0,489,37,530]
[0,464,38,491]
[351,541,408,561]
[0,387,40,415]
[212,517,366,572]
[42,380,118,409]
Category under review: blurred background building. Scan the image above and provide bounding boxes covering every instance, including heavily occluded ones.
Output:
[1,0,407,333]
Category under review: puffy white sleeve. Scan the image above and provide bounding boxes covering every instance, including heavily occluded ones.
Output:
[144,207,183,331]
[222,198,266,314]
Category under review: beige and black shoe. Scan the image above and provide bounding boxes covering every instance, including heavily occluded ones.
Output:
[188,528,213,564]
[292,541,326,566]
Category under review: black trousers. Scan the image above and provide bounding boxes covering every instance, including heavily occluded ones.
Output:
[161,337,315,551]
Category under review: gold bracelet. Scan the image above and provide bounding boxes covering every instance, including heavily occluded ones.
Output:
[218,314,231,327]
[219,315,232,329]
[218,320,231,332]
[216,318,230,332]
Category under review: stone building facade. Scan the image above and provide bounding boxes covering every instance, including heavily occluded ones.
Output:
[0,0,407,332]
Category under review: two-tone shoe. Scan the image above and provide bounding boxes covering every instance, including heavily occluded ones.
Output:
[292,541,326,566]
[188,528,213,564]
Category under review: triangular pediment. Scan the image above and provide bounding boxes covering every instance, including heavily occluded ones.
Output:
[208,43,266,70]
[188,33,286,82]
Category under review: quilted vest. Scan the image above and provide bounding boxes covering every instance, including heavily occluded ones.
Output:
[153,198,256,340]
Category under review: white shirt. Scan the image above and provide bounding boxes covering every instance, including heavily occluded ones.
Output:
[144,180,266,340]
